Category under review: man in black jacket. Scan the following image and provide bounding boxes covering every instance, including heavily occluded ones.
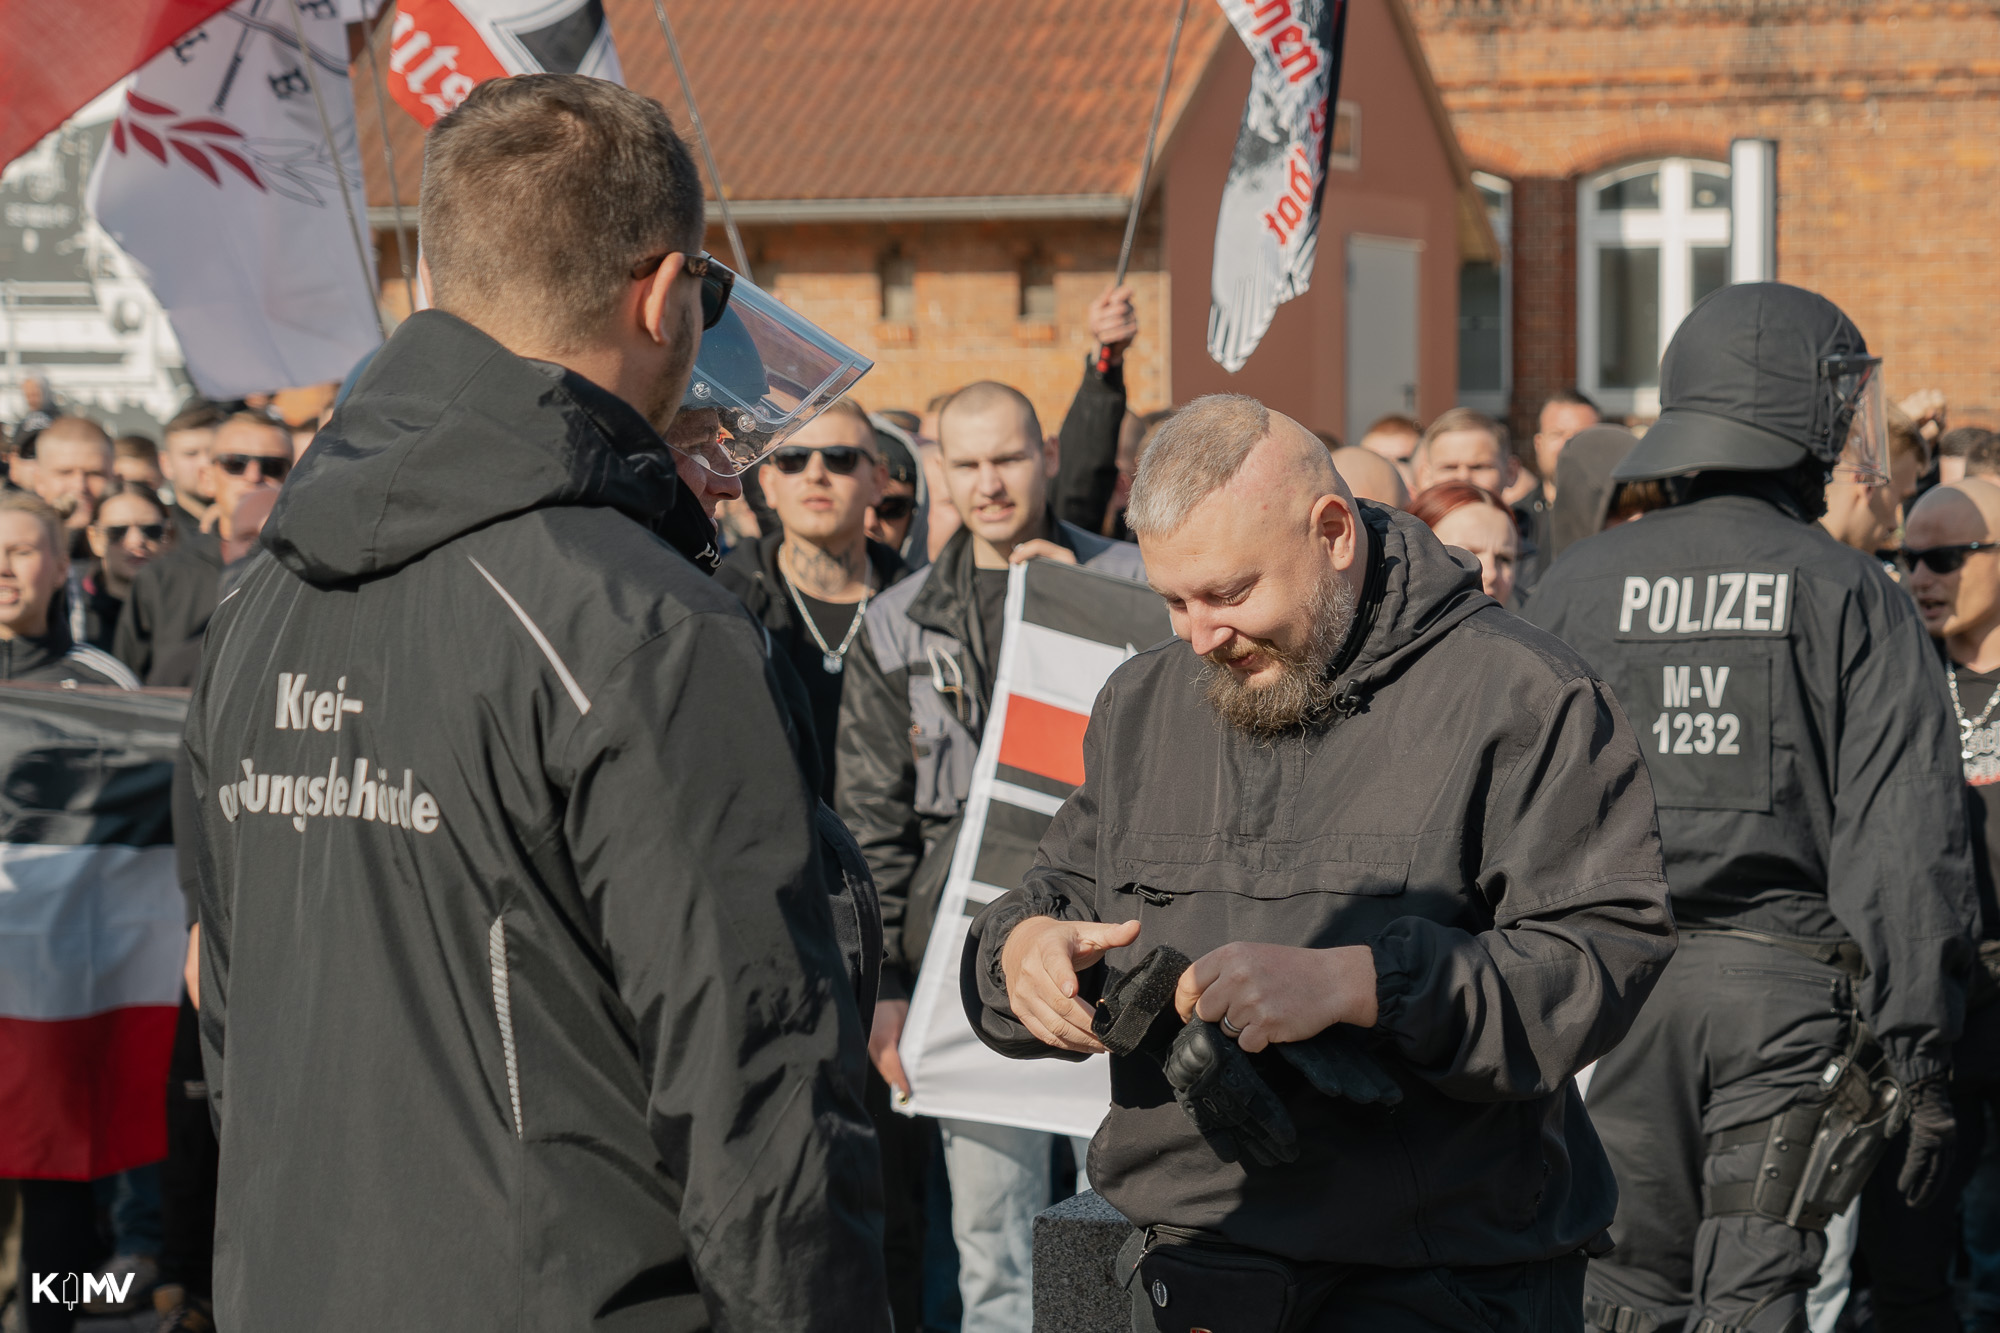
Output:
[183,75,886,1332]
[1525,284,1978,1333]
[968,394,1673,1330]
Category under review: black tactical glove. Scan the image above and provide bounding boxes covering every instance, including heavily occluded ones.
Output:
[1897,1078,1957,1209]
[1164,1018,1298,1167]
[1277,1031,1403,1107]
[1092,946,1192,1057]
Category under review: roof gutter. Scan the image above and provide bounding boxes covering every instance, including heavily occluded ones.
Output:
[367,195,1133,231]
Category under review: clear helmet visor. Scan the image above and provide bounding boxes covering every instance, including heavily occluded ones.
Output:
[675,270,874,477]
[1824,354,1888,486]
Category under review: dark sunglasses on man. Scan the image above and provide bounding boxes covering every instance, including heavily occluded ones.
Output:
[767,445,877,476]
[1886,541,2000,574]
[871,495,915,523]
[102,523,167,544]
[214,453,291,481]
[629,250,735,331]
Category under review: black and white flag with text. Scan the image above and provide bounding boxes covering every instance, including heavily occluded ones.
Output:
[1206,0,1348,373]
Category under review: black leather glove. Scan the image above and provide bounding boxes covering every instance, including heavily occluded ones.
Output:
[1897,1078,1957,1210]
[1277,1031,1403,1106]
[1164,1019,1298,1167]
[1092,946,1192,1058]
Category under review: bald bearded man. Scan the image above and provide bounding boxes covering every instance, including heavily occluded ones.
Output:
[963,394,1673,1331]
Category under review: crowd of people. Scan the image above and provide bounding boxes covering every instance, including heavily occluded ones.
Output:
[0,71,1995,1333]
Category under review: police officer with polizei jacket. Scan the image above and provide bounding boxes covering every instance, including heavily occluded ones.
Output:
[1525,283,1980,1333]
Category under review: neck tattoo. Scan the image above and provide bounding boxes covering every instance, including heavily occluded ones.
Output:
[781,537,870,601]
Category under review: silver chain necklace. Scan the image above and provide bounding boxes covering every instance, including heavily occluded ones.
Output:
[1947,663,2000,762]
[779,547,871,675]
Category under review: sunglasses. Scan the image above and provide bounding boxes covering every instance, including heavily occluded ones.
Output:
[871,495,914,523]
[103,523,166,544]
[768,446,875,476]
[629,250,735,331]
[214,453,291,481]
[1889,541,1999,574]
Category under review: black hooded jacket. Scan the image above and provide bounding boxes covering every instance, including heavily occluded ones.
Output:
[184,311,887,1333]
[964,504,1675,1266]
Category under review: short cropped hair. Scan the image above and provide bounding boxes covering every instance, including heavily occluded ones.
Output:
[1542,387,1600,415]
[0,491,67,555]
[1939,425,1989,460]
[165,400,230,436]
[1125,394,1271,537]
[937,382,1044,452]
[114,434,158,464]
[38,416,113,457]
[1953,427,2000,480]
[1362,414,1420,442]
[1417,407,1508,462]
[422,74,704,351]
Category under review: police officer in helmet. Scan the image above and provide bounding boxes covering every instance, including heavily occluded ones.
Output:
[1526,282,1979,1333]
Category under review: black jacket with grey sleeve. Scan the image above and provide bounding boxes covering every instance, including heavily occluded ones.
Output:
[964,503,1675,1267]
[835,519,1145,1002]
[183,310,887,1333]
[1523,480,1978,1086]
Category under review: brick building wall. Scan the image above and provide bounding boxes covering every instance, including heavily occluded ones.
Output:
[708,212,1171,433]
[1411,0,2000,439]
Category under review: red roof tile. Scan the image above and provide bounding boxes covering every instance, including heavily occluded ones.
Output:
[357,0,1232,208]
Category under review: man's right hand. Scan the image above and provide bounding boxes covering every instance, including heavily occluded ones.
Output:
[1087,285,1139,367]
[870,999,911,1099]
[1001,915,1142,1054]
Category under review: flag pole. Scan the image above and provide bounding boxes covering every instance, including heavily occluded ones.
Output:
[1116,0,1190,287]
[649,0,752,281]
[360,16,417,316]
[285,0,388,341]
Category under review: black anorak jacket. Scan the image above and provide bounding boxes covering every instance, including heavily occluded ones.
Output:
[964,503,1675,1266]
[184,311,886,1332]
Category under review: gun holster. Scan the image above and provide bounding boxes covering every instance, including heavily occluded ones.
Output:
[1704,1018,1906,1232]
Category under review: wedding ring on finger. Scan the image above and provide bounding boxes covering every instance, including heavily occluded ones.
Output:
[1220,1014,1244,1038]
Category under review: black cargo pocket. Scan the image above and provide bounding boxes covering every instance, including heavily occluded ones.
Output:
[1124,1226,1319,1333]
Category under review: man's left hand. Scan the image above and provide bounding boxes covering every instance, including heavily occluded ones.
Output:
[1008,539,1076,566]
[1174,943,1378,1052]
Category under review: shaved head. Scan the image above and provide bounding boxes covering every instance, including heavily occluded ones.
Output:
[1132,394,1370,736]
[937,381,1043,453]
[1331,446,1409,509]
[1906,479,2000,655]
[1128,394,1349,537]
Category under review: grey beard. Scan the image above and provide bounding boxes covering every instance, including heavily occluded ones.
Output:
[1200,567,1358,738]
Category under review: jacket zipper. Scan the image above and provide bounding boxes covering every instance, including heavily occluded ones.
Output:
[488,916,522,1139]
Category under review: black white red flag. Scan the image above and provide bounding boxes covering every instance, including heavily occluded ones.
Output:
[1207,0,1349,373]
[898,560,1170,1135]
[0,686,187,1180]
[385,0,624,127]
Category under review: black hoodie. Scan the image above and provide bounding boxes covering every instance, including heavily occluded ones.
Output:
[963,504,1675,1267]
[184,311,887,1332]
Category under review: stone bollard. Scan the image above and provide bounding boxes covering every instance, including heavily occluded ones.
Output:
[1032,1189,1135,1333]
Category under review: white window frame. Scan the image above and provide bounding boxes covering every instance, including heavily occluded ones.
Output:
[1458,171,1511,416]
[1577,157,1732,418]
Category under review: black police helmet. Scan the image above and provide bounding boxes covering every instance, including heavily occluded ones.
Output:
[1612,283,1868,483]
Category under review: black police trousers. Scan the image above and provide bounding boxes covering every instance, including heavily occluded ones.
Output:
[1584,932,1852,1333]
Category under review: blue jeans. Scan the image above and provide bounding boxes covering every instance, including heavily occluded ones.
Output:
[91,1163,162,1258]
[938,1119,1090,1333]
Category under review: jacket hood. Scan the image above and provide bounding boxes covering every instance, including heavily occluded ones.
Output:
[264,310,681,587]
[1549,425,1639,558]
[1338,501,1492,703]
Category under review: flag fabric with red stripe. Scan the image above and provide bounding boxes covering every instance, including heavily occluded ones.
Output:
[0,0,235,171]
[0,686,187,1180]
[900,560,1169,1135]
[385,0,624,128]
